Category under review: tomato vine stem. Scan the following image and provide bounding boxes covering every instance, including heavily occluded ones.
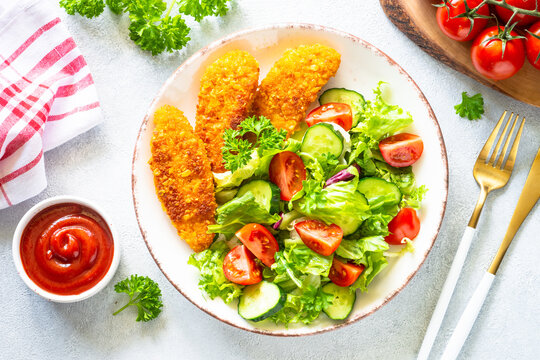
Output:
[468,0,540,18]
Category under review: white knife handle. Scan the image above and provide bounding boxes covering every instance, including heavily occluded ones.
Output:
[417,226,476,360]
[441,272,495,360]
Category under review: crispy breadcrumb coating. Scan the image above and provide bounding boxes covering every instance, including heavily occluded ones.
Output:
[150,105,217,253]
[253,44,341,135]
[195,50,260,173]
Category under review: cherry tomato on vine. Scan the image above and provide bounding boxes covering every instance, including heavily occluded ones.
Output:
[436,0,490,41]
[525,21,540,70]
[471,26,525,80]
[495,0,539,27]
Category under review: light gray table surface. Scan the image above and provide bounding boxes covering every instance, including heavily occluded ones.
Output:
[1,1,539,359]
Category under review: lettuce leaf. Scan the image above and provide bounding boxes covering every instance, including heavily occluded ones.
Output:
[369,160,416,195]
[351,251,388,292]
[357,212,395,237]
[335,236,389,292]
[187,241,243,303]
[271,244,333,289]
[353,82,413,140]
[336,236,389,259]
[207,192,280,235]
[348,82,413,174]
[294,167,370,228]
[401,185,428,209]
[268,284,333,325]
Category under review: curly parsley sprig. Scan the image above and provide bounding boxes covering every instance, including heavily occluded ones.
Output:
[455,91,485,120]
[113,275,163,322]
[59,0,231,55]
[222,116,287,172]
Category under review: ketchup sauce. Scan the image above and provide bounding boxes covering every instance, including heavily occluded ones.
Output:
[20,203,114,295]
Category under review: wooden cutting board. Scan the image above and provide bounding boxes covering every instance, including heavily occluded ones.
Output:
[380,0,540,108]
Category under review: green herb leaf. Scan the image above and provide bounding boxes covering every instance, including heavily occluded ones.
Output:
[222,116,287,172]
[113,275,163,322]
[455,92,484,120]
[128,0,191,56]
[60,0,106,18]
[61,0,230,55]
[178,0,231,21]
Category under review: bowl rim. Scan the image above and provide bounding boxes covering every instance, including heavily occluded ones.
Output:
[12,195,121,303]
[131,22,449,336]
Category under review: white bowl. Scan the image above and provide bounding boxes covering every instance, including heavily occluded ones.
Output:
[12,195,120,303]
[132,23,448,336]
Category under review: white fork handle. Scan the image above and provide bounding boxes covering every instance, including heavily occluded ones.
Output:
[441,272,495,360]
[417,227,476,360]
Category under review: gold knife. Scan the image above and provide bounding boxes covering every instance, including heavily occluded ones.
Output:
[441,147,540,360]
[488,146,540,274]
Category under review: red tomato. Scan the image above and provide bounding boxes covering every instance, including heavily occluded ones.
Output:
[496,0,539,27]
[223,245,262,285]
[269,151,306,201]
[471,26,525,80]
[294,219,343,256]
[235,223,279,267]
[379,133,424,168]
[329,257,365,287]
[525,21,540,70]
[436,0,490,41]
[385,208,421,245]
[305,103,353,131]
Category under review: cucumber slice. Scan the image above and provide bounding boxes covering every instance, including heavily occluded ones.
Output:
[301,123,344,160]
[357,177,402,209]
[215,189,238,205]
[337,215,364,236]
[236,180,280,214]
[319,88,365,127]
[322,282,356,320]
[332,192,368,236]
[238,281,285,322]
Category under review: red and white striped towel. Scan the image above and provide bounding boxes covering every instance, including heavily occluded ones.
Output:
[0,0,103,209]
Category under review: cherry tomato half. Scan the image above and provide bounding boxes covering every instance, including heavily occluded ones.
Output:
[269,151,306,201]
[223,245,262,285]
[496,0,539,27]
[526,21,540,70]
[329,257,365,287]
[294,219,343,256]
[379,133,424,168]
[436,0,490,41]
[235,223,279,267]
[305,103,353,131]
[471,26,525,80]
[385,208,421,245]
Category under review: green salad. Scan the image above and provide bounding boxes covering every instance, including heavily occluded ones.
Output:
[189,82,427,325]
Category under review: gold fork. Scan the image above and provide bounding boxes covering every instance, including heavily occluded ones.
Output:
[417,111,526,360]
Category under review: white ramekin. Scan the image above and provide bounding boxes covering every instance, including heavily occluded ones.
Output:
[12,195,120,303]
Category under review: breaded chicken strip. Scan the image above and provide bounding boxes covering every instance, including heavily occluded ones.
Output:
[253,44,341,135]
[195,50,259,173]
[150,105,217,253]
